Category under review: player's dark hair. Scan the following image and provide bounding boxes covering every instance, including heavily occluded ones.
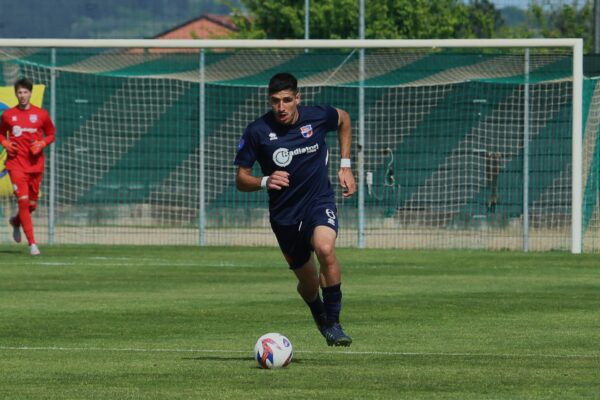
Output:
[268,73,298,94]
[14,77,33,92]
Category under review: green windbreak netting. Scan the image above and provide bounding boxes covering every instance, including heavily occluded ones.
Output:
[0,47,597,251]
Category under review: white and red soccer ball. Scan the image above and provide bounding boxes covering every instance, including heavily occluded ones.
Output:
[254,332,293,369]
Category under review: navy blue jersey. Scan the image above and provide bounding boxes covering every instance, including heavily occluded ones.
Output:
[235,105,339,225]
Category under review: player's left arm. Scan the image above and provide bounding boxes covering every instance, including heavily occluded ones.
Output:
[336,108,356,198]
[31,111,56,155]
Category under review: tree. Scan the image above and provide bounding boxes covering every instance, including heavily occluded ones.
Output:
[229,0,505,40]
[365,0,470,39]
[461,0,504,38]
[528,0,593,53]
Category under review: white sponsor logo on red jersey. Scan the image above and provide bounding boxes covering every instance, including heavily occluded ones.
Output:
[12,125,37,137]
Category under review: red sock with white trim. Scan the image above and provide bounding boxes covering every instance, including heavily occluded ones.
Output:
[18,199,35,245]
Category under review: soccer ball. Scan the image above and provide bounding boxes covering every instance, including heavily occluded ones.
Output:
[254,332,293,369]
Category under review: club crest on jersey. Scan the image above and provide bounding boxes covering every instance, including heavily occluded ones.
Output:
[300,124,313,138]
[12,126,22,137]
[11,116,17,122]
[29,114,38,123]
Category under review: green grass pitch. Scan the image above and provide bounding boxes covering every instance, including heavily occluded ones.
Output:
[0,245,599,399]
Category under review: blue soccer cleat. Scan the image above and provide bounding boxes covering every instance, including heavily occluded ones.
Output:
[321,323,352,347]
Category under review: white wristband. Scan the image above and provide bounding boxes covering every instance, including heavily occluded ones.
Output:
[260,176,269,189]
[340,158,351,168]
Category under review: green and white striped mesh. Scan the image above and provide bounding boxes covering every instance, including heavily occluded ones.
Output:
[0,47,597,251]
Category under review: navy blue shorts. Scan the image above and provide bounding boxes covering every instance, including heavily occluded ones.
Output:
[270,203,339,270]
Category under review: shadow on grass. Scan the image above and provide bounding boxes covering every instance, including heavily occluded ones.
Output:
[182,356,253,362]
[182,355,307,365]
[0,249,23,255]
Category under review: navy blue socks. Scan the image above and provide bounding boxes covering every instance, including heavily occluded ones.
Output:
[322,283,342,325]
[305,295,328,328]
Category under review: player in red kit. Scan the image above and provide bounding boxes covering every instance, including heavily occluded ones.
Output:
[0,78,55,255]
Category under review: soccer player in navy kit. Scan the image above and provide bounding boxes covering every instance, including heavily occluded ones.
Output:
[235,73,356,346]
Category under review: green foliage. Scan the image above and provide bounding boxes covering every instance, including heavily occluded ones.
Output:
[366,0,468,39]
[528,0,594,53]
[230,0,358,39]
[231,0,505,39]
[232,0,595,53]
[2,0,595,51]
[461,0,505,38]
[310,0,360,39]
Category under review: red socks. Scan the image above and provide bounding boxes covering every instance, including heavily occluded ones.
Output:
[17,199,36,245]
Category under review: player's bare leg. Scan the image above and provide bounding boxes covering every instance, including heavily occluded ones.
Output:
[293,256,328,335]
[294,256,319,301]
[312,226,352,346]
[313,226,341,286]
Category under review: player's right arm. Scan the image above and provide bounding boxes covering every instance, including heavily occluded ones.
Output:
[235,124,290,192]
[236,167,289,192]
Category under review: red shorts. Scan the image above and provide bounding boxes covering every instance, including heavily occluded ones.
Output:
[8,169,43,202]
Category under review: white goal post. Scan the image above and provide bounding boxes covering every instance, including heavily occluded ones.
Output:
[0,38,585,253]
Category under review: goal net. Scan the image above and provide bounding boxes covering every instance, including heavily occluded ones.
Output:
[0,39,595,252]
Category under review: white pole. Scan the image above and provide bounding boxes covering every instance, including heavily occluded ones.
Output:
[199,49,206,246]
[0,38,582,49]
[571,39,584,254]
[305,0,310,40]
[523,48,530,252]
[48,48,57,245]
[357,0,366,248]
[595,0,600,53]
[304,0,309,52]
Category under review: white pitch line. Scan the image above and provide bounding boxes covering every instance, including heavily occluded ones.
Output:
[0,346,246,354]
[0,346,598,360]
[38,262,73,266]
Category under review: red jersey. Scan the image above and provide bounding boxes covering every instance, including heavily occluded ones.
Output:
[0,105,56,173]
